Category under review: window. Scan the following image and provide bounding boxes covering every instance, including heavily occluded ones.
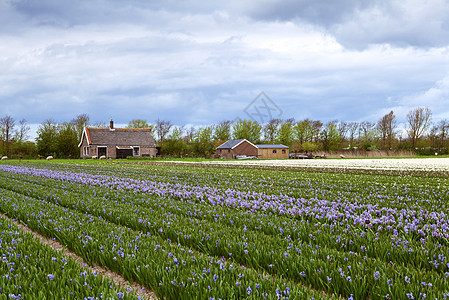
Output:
[228,149,230,153]
[282,149,286,154]
[133,146,140,156]
[272,149,277,154]
[83,146,89,156]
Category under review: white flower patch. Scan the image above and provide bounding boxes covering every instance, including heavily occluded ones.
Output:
[195,158,449,171]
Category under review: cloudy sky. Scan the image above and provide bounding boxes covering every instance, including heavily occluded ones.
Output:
[1,0,449,139]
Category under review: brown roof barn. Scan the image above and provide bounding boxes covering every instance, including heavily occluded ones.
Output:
[78,120,156,159]
[216,139,289,159]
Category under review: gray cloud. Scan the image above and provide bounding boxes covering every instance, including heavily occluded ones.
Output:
[1,0,449,138]
[231,0,449,48]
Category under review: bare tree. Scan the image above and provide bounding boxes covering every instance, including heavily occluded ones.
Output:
[377,111,397,149]
[92,121,106,127]
[155,119,172,143]
[337,121,349,143]
[0,115,15,143]
[311,120,323,143]
[358,121,376,144]
[184,126,196,143]
[71,114,90,141]
[428,125,439,149]
[407,107,432,148]
[437,119,449,150]
[347,122,359,147]
[14,119,31,142]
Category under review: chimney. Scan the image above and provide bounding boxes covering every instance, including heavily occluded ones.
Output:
[110,119,114,129]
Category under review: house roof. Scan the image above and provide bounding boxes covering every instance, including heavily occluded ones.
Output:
[216,139,244,149]
[256,144,289,149]
[216,139,258,149]
[79,127,156,147]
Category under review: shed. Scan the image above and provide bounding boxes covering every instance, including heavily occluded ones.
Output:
[216,139,289,159]
[256,144,289,159]
[216,139,258,159]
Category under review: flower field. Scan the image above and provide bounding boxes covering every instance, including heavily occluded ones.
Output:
[167,157,449,172]
[1,160,449,299]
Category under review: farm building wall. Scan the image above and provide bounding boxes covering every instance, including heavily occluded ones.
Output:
[258,148,289,159]
[232,141,258,158]
[141,147,156,157]
[107,146,117,159]
[218,148,232,159]
[216,140,258,159]
[80,139,99,158]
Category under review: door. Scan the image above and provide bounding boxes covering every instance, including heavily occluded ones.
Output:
[98,147,107,157]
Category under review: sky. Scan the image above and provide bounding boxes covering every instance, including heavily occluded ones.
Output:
[1,0,449,140]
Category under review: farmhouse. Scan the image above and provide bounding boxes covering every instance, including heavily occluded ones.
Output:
[216,139,289,159]
[78,120,156,159]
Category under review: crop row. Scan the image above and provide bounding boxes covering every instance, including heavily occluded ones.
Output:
[1,163,449,298]
[0,214,141,299]
[1,163,448,241]
[0,176,334,299]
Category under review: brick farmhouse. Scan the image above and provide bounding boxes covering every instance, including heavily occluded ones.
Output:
[78,121,156,159]
[216,139,289,159]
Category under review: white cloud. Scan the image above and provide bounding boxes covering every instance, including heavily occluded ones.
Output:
[1,0,449,139]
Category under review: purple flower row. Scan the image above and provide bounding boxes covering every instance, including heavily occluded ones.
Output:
[1,164,448,240]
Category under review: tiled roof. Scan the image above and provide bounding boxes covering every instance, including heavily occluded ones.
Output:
[84,127,156,147]
[256,144,289,149]
[216,139,246,149]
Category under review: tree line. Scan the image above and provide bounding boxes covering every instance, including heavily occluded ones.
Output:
[0,106,447,159]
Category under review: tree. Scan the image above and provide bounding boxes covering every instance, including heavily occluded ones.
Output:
[320,120,341,151]
[92,121,106,127]
[337,121,349,144]
[0,115,15,143]
[347,122,359,147]
[294,119,314,144]
[56,122,79,158]
[184,126,196,144]
[160,126,186,157]
[311,120,323,143]
[277,118,294,147]
[302,141,318,153]
[127,119,150,129]
[14,119,30,142]
[358,121,377,145]
[0,115,15,154]
[263,119,281,143]
[36,119,59,157]
[71,114,90,142]
[213,120,231,142]
[231,119,262,143]
[193,126,215,157]
[155,119,172,143]
[377,111,397,149]
[436,119,449,151]
[407,107,432,149]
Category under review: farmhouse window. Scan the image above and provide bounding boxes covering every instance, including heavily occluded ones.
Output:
[272,149,277,154]
[282,149,286,154]
[133,146,140,156]
[83,146,89,156]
